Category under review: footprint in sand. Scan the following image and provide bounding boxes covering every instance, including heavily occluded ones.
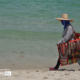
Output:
[43,76,48,79]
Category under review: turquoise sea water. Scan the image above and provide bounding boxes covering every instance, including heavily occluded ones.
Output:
[0,0,80,69]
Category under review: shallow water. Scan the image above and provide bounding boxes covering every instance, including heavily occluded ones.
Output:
[0,0,80,69]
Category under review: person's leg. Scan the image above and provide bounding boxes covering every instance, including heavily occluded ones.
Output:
[54,58,60,69]
[49,58,60,70]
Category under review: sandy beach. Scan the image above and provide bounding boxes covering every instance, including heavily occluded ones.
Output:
[0,63,80,80]
[0,69,80,80]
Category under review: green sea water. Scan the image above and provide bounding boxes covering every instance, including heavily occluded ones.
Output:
[0,30,62,69]
[0,0,80,69]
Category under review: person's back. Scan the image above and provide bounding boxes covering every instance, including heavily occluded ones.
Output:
[62,24,75,42]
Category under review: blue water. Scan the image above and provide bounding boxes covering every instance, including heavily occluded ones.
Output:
[0,0,80,69]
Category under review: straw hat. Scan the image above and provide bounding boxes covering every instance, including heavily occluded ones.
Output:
[55,14,74,22]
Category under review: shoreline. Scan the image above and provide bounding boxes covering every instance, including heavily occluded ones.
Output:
[0,62,80,70]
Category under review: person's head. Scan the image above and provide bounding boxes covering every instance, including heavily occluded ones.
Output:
[55,14,74,29]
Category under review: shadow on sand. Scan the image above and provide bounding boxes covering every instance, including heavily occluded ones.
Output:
[58,69,75,71]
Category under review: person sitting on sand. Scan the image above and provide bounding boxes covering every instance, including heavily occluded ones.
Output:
[49,14,75,70]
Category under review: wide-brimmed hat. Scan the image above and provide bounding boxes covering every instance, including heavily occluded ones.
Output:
[55,14,74,22]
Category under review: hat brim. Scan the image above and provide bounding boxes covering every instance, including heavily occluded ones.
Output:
[55,18,74,22]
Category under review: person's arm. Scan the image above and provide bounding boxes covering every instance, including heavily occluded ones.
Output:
[57,26,73,44]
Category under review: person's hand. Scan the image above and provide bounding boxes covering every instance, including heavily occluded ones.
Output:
[56,42,60,45]
[56,41,61,45]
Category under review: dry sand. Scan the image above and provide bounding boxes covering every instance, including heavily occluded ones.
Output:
[0,69,80,80]
[0,63,80,80]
